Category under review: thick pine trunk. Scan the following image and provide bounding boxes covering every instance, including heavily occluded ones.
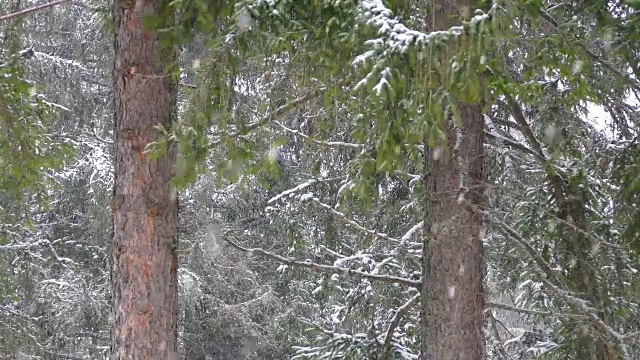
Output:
[110,0,178,358]
[421,107,486,360]
[420,1,486,359]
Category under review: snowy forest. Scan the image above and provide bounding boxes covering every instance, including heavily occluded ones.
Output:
[1,0,639,359]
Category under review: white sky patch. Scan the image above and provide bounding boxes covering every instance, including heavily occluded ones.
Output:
[238,10,252,31]
[583,102,614,137]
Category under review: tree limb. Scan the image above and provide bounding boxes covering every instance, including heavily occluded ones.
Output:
[487,301,582,318]
[223,236,421,288]
[379,293,420,359]
[0,0,69,21]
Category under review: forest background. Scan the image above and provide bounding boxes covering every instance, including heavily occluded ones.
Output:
[0,0,639,359]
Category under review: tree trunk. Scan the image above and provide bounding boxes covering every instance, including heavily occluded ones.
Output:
[110,0,178,358]
[420,1,487,359]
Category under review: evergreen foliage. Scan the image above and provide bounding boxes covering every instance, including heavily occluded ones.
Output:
[0,0,639,358]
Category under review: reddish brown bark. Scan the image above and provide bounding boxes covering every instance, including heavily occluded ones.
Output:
[111,0,178,358]
[420,1,486,359]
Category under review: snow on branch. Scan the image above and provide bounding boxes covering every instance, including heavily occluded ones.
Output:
[0,305,42,322]
[267,176,345,204]
[353,0,502,92]
[401,221,422,243]
[223,236,420,288]
[484,130,546,163]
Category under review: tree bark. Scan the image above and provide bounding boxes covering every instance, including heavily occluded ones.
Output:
[420,1,487,359]
[110,0,178,358]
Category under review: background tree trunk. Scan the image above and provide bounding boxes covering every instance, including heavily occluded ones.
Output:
[420,1,487,358]
[110,0,178,358]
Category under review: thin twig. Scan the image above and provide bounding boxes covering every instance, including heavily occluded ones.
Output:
[487,301,581,318]
[275,120,363,149]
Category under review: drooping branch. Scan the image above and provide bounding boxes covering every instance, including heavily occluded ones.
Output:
[379,293,420,359]
[539,9,640,94]
[0,0,69,21]
[223,236,420,288]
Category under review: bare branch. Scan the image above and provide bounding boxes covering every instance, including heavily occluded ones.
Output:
[210,87,329,147]
[223,236,420,288]
[275,120,364,149]
[485,309,511,360]
[502,93,545,159]
[0,305,42,322]
[178,82,197,89]
[0,0,70,21]
[487,301,581,318]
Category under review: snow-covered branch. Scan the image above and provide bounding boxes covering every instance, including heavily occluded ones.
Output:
[267,176,345,204]
[484,130,546,163]
[223,236,420,288]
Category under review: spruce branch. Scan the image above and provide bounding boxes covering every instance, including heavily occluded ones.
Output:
[469,203,634,357]
[379,293,420,359]
[538,9,640,93]
[222,236,420,288]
